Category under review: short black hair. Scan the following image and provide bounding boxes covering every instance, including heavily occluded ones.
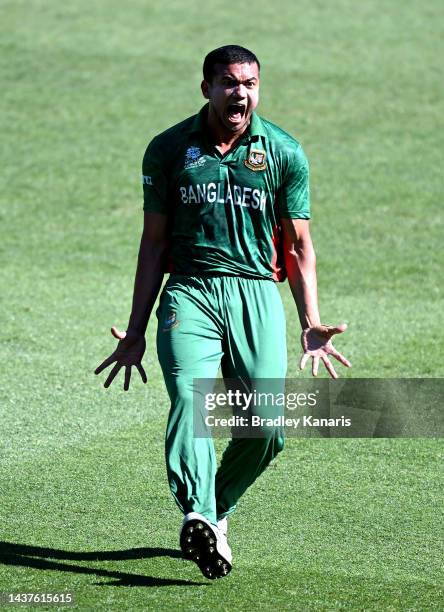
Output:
[203,45,260,83]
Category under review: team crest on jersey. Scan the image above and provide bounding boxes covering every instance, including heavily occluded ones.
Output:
[184,146,206,169]
[244,148,267,171]
[162,309,179,332]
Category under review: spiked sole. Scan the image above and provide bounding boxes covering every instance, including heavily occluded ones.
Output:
[180,519,232,580]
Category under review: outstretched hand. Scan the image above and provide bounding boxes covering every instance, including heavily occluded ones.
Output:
[300,323,351,379]
[95,327,147,391]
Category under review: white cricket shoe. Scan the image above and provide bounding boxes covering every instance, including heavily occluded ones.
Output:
[180,512,232,579]
[217,517,228,537]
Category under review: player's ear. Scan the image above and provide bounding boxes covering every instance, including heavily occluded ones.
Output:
[201,79,210,99]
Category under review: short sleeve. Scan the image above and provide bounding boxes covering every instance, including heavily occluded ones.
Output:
[277,144,310,219]
[142,138,168,213]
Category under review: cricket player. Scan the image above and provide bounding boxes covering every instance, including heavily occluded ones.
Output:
[95,45,350,580]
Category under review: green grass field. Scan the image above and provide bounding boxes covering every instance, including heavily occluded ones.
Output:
[1,0,443,609]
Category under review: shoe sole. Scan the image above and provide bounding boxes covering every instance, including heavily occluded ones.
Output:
[180,519,232,580]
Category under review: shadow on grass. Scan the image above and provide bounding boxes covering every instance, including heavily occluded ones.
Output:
[0,542,206,587]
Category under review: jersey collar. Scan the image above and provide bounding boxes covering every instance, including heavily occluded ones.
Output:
[190,104,266,142]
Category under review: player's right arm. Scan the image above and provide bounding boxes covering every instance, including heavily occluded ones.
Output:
[95,136,171,390]
[127,211,168,336]
[94,212,168,390]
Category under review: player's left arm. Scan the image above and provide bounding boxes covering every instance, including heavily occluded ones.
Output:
[281,218,351,378]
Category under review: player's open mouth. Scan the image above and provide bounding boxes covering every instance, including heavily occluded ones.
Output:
[226,103,246,122]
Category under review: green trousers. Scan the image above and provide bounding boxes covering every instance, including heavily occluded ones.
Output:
[156,275,287,525]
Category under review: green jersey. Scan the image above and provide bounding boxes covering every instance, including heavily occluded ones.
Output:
[142,104,310,281]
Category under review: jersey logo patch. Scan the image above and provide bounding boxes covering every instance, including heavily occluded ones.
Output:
[162,309,179,331]
[184,146,206,169]
[244,149,267,171]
